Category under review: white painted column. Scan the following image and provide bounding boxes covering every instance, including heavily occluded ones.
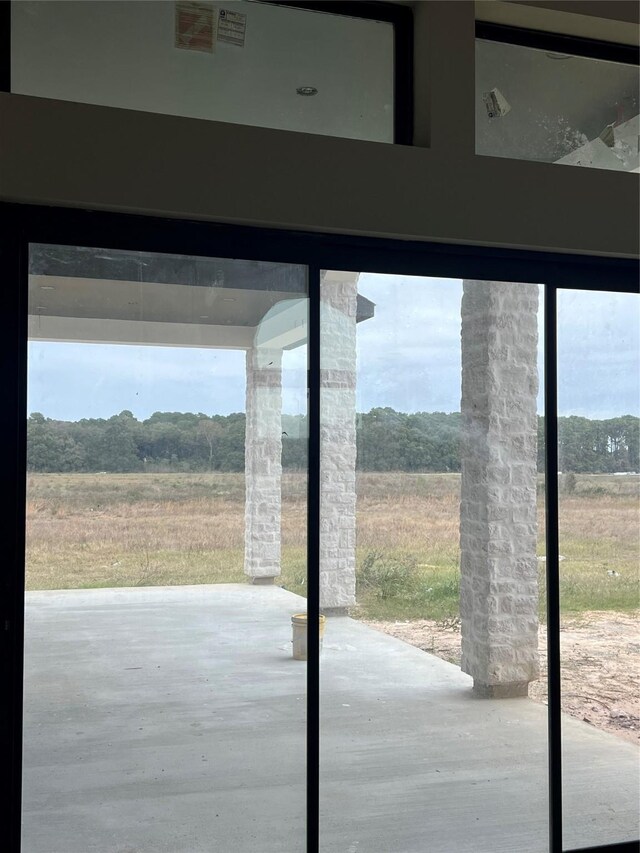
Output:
[244,346,282,584]
[459,280,540,697]
[320,271,358,612]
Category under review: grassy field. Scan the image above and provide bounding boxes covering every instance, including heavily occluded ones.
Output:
[25,471,639,621]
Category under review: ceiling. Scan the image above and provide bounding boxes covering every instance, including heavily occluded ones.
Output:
[476,2,639,42]
[28,245,373,349]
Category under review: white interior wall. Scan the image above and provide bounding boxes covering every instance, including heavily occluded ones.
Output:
[11,0,394,143]
[2,1,638,258]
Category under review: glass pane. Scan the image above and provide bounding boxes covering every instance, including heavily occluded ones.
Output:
[24,244,308,852]
[476,38,639,171]
[12,1,394,143]
[319,272,549,851]
[557,289,640,849]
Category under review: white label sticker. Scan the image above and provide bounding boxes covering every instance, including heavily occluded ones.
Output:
[175,2,216,53]
[218,8,247,47]
[482,87,511,119]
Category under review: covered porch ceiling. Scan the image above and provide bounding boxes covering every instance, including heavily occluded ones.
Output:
[28,245,374,349]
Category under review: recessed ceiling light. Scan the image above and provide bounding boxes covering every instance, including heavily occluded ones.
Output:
[222,297,236,303]
[199,315,209,319]
[40,285,56,291]
[296,86,318,96]
[34,306,47,311]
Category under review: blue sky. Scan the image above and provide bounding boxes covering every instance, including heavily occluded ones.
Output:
[27,276,639,421]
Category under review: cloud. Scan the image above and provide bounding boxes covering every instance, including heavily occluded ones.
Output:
[27,280,639,422]
[28,342,247,420]
[356,276,463,413]
[556,290,639,417]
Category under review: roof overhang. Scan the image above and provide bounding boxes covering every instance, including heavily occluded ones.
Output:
[28,245,375,350]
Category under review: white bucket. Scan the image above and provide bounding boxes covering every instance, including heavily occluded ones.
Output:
[291,613,326,660]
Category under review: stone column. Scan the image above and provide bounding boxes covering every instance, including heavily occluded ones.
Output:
[244,346,282,584]
[459,280,540,697]
[320,271,358,613]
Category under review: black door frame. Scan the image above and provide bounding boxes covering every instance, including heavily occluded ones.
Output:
[1,202,638,853]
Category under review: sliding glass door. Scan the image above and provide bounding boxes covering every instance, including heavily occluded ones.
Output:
[556,288,640,850]
[319,271,550,851]
[23,242,309,852]
[2,207,637,853]
[316,272,639,852]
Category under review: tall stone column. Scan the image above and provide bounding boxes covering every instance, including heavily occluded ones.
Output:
[320,271,358,613]
[244,346,282,584]
[459,281,540,697]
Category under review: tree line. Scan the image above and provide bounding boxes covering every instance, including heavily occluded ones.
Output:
[26,409,639,474]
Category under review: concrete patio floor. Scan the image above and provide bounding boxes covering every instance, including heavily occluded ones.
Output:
[23,584,639,853]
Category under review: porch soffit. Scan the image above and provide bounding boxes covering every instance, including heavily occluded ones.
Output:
[28,247,373,349]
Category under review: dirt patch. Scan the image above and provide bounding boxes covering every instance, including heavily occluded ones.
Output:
[362,611,639,745]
